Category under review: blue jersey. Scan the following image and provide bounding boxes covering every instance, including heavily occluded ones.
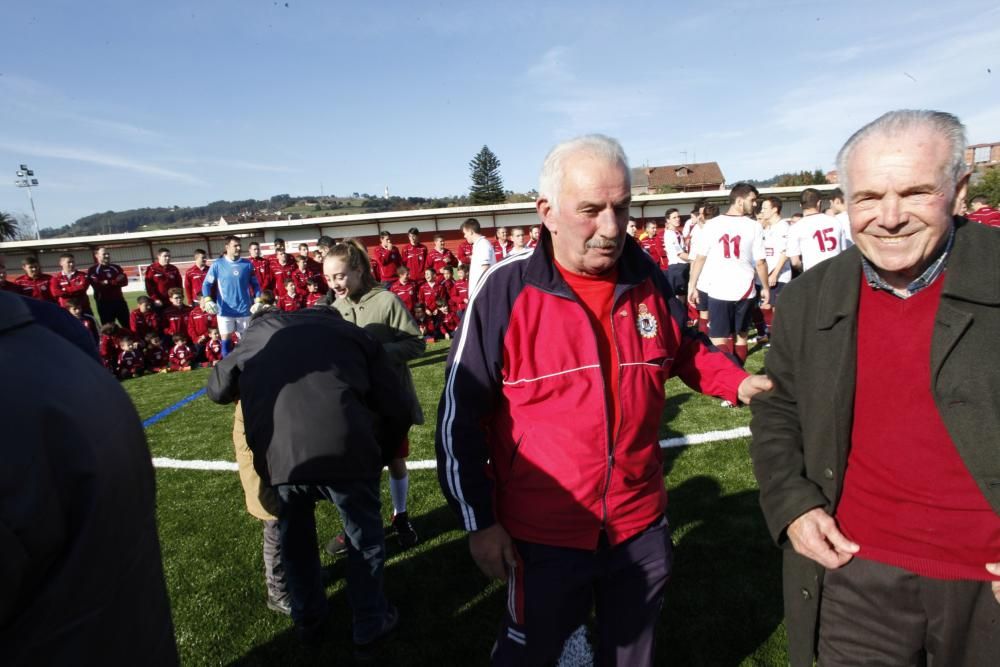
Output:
[202,256,260,317]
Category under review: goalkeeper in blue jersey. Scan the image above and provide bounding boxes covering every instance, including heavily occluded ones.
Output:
[202,235,261,357]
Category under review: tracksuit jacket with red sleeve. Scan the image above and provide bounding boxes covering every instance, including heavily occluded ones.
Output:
[144,262,182,305]
[50,271,92,312]
[435,234,747,549]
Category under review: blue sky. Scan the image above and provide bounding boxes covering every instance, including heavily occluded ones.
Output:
[2,0,998,229]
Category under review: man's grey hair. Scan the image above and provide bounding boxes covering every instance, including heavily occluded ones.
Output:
[539,134,630,213]
[836,110,968,195]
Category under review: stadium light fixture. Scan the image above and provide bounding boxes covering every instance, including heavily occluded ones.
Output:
[14,163,41,240]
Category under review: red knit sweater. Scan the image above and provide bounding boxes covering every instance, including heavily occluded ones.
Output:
[836,277,1000,580]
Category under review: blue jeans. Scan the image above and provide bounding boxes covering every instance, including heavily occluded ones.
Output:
[276,478,390,643]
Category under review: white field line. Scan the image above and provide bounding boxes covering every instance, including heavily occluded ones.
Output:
[151,427,752,472]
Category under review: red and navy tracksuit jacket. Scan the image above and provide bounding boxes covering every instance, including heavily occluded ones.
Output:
[435,235,747,550]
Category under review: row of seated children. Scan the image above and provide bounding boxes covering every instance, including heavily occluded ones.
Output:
[111,329,223,379]
[390,264,469,313]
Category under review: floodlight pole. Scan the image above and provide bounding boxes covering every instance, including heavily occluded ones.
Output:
[14,163,41,240]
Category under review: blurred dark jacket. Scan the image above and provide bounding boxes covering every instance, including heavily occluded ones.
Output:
[0,292,178,665]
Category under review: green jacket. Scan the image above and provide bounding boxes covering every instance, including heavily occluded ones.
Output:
[330,287,426,425]
[749,218,1000,667]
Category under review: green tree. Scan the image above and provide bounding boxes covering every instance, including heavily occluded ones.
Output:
[968,167,1000,207]
[469,145,506,205]
[0,211,20,241]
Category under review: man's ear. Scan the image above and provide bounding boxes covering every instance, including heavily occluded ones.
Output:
[537,197,557,235]
[953,172,971,215]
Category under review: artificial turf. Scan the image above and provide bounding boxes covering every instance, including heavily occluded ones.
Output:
[126,338,788,666]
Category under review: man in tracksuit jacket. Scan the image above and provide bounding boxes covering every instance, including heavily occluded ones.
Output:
[435,134,770,666]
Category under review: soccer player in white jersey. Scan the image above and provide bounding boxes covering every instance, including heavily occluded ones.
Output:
[688,202,716,335]
[662,208,690,299]
[830,187,853,244]
[759,196,792,337]
[688,183,770,366]
[786,187,852,272]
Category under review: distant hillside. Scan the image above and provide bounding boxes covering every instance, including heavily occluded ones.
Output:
[40,193,497,239]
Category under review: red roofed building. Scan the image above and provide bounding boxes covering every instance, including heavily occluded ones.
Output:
[631,162,725,195]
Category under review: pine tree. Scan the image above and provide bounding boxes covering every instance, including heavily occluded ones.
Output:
[469,145,506,205]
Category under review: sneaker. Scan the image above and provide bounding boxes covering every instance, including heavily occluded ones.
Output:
[324,532,348,557]
[720,400,736,408]
[392,512,418,548]
[354,606,400,660]
[266,594,292,616]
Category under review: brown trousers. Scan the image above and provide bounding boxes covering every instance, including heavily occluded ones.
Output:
[818,557,1000,666]
[232,402,279,520]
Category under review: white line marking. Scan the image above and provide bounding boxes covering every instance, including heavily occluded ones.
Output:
[150,427,752,472]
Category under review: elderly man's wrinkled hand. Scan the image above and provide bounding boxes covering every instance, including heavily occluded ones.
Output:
[986,562,1000,603]
[737,374,773,405]
[469,523,516,580]
[787,507,859,570]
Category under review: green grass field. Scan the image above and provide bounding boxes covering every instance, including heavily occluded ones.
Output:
[127,338,788,666]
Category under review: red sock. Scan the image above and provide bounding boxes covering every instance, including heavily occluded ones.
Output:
[698,318,709,335]
[763,308,774,328]
[734,343,748,364]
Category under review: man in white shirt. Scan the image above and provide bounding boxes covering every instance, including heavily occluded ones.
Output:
[688,203,716,336]
[786,188,852,272]
[662,208,690,299]
[759,196,792,338]
[688,183,770,365]
[463,218,496,291]
[830,188,853,244]
[509,227,531,255]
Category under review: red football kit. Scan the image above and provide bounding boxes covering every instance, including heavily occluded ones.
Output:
[185,264,210,305]
[187,306,217,344]
[117,349,145,378]
[145,346,168,373]
[389,280,418,312]
[373,245,403,283]
[130,308,160,340]
[276,293,303,312]
[169,343,196,371]
[437,311,460,336]
[87,263,129,302]
[451,279,470,312]
[204,339,223,364]
[160,304,192,337]
[50,271,93,313]
[15,274,56,302]
[270,260,296,291]
[967,205,1000,228]
[640,235,668,269]
[99,334,119,369]
[144,262,182,305]
[429,248,458,274]
[419,279,443,313]
[290,267,311,293]
[402,243,429,278]
[249,256,273,291]
[305,291,324,307]
[493,239,514,262]
[457,240,473,267]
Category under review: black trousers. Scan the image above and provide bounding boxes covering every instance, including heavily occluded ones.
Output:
[818,557,1000,666]
[96,298,130,328]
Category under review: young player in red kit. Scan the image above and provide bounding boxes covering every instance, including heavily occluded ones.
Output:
[269,250,296,291]
[389,266,418,312]
[98,323,120,372]
[130,296,160,341]
[373,231,403,285]
[403,227,429,279]
[144,332,168,373]
[204,328,224,366]
[304,278,324,306]
[639,220,668,269]
[160,288,192,342]
[438,265,456,305]
[15,256,56,302]
[291,255,312,294]
[451,265,470,315]
[267,238,288,274]
[435,298,460,340]
[456,236,473,268]
[51,253,93,315]
[412,303,437,342]
[493,226,514,262]
[276,279,304,312]
[248,241,273,291]
[117,336,145,379]
[428,234,457,275]
[169,334,196,372]
[144,248,182,308]
[185,249,210,306]
[187,296,217,354]
[66,298,99,344]
[419,268,443,315]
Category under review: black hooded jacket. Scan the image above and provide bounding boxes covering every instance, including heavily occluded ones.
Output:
[207,307,412,485]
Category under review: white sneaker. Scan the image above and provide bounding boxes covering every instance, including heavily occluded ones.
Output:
[720,400,735,408]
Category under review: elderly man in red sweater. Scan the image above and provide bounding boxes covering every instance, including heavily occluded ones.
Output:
[751,110,1000,667]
